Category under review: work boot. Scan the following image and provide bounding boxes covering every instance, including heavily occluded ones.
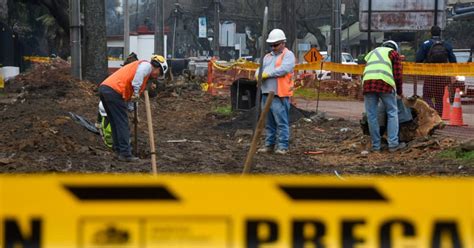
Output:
[257,146,274,153]
[274,148,289,155]
[370,148,381,153]
[389,142,407,153]
[118,154,140,162]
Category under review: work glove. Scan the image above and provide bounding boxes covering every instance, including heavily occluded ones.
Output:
[131,92,140,102]
[254,71,269,80]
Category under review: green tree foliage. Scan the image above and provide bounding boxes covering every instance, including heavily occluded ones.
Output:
[444,20,474,49]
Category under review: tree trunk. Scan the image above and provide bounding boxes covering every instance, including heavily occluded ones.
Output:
[82,0,108,84]
[0,0,7,22]
[281,0,296,49]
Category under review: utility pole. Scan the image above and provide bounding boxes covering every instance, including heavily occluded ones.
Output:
[367,0,372,52]
[69,0,82,79]
[172,1,180,58]
[124,0,130,57]
[331,0,341,80]
[154,0,164,55]
[281,0,296,51]
[214,0,220,57]
[331,0,341,64]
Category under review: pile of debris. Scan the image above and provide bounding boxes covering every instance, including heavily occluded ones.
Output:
[296,74,363,100]
[0,59,102,169]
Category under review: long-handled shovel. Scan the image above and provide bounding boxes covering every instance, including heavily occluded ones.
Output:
[242,91,274,175]
[144,90,157,175]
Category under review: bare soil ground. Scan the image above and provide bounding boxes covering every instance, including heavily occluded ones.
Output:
[0,60,472,175]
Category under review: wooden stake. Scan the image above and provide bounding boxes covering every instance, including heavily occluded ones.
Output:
[242,91,274,175]
[144,90,157,175]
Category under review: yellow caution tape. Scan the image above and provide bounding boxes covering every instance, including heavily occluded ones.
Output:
[0,175,473,247]
[211,58,259,71]
[216,60,474,76]
[22,56,51,63]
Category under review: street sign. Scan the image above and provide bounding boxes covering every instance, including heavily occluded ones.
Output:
[304,47,323,63]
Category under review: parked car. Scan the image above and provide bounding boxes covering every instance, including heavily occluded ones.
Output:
[453,49,474,98]
[317,51,357,80]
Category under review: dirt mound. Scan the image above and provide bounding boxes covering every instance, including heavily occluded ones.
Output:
[1,59,102,171]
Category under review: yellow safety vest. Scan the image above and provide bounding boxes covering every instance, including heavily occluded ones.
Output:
[362,47,395,89]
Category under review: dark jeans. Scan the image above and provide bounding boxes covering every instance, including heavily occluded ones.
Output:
[99,85,132,156]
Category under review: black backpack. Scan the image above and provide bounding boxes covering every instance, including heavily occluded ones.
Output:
[426,40,449,63]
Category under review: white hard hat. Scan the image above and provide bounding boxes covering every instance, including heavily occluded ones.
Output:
[266,29,286,43]
[382,40,399,52]
[98,101,107,117]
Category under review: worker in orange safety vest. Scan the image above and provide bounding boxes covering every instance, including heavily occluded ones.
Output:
[255,28,296,155]
[98,55,168,162]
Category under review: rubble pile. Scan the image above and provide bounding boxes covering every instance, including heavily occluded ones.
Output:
[296,74,363,100]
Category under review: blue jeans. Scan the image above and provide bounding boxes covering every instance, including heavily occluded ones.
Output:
[99,85,132,156]
[262,94,290,150]
[364,92,399,150]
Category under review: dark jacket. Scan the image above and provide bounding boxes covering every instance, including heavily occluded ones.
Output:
[415,36,457,63]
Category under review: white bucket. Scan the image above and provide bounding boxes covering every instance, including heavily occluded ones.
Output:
[0,66,20,81]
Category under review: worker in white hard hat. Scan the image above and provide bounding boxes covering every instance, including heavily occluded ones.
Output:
[362,40,406,153]
[256,28,296,155]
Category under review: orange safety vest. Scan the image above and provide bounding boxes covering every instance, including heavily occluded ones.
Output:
[101,60,150,101]
[265,48,294,97]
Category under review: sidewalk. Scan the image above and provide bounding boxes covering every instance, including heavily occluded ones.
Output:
[295,98,474,140]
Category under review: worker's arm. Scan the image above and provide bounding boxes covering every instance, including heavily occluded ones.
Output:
[415,40,429,63]
[131,62,153,96]
[265,51,295,78]
[390,50,403,96]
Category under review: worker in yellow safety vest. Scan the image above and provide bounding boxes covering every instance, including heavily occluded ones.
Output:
[256,28,296,155]
[98,55,168,162]
[362,40,406,153]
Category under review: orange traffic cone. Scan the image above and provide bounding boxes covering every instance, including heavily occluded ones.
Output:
[449,88,466,126]
[441,86,451,120]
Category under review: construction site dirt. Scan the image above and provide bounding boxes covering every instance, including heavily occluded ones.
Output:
[0,60,472,175]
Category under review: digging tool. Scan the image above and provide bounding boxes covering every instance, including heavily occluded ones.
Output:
[242,91,274,175]
[133,102,138,156]
[254,6,269,129]
[144,90,157,175]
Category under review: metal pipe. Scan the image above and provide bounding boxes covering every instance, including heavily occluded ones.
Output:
[434,0,439,26]
[453,11,474,20]
[454,5,474,14]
